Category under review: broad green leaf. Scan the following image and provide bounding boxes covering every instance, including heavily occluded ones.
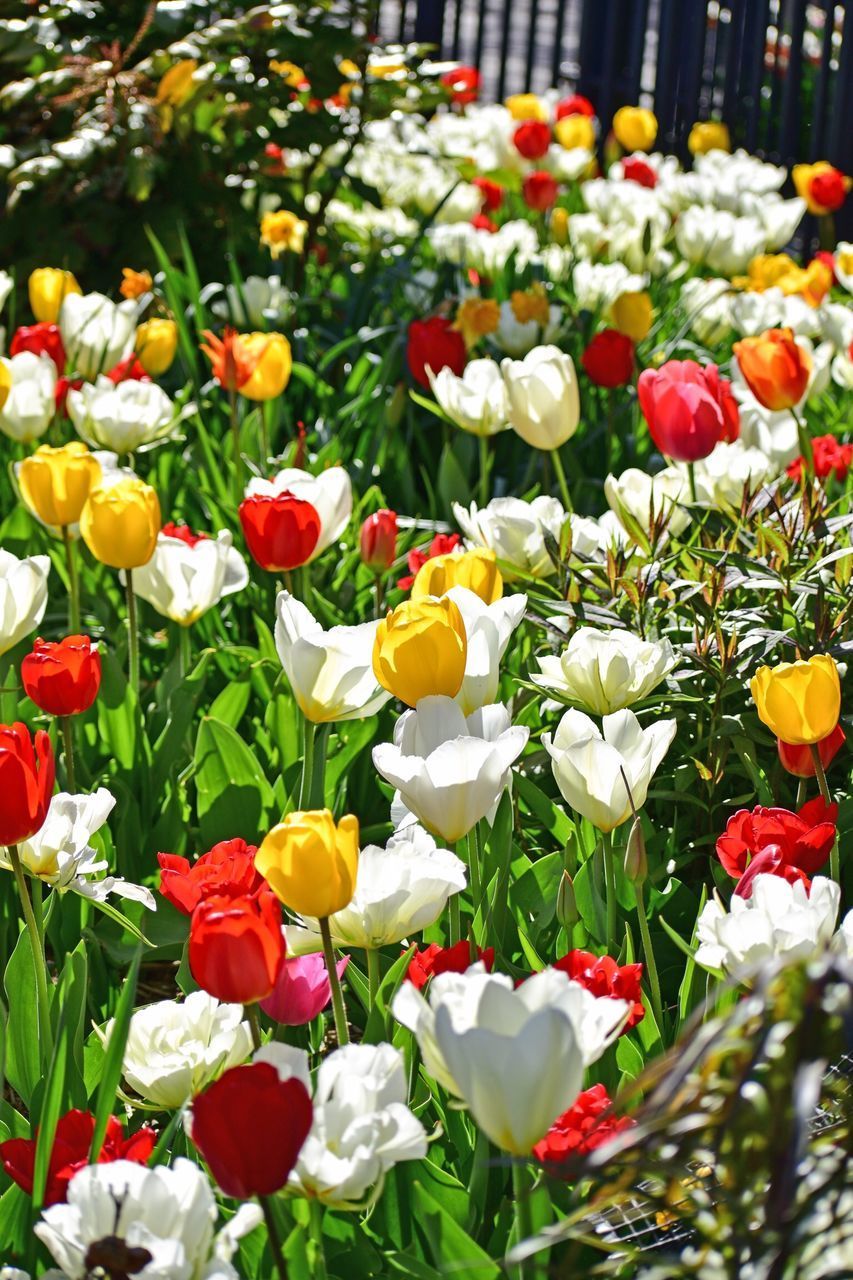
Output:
[3,926,40,1105]
[411,1181,500,1277]
[89,947,141,1161]
[194,715,275,846]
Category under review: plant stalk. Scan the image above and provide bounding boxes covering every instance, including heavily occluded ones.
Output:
[319,916,349,1046]
[8,844,53,1061]
[62,525,81,633]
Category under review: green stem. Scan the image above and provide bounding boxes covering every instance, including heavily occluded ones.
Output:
[8,844,53,1063]
[259,1194,289,1280]
[795,778,808,809]
[0,652,16,723]
[319,916,349,1046]
[809,743,838,882]
[466,824,482,942]
[298,716,315,811]
[309,724,329,810]
[550,446,573,513]
[687,462,698,505]
[373,574,384,621]
[478,433,490,508]
[308,1198,328,1280]
[62,525,81,633]
[260,400,272,468]
[229,384,242,504]
[178,624,192,679]
[602,829,617,956]
[511,1161,533,1279]
[448,892,461,947]
[634,879,664,1030]
[125,570,139,697]
[60,716,76,794]
[246,1002,263,1051]
[790,405,813,481]
[367,946,381,1011]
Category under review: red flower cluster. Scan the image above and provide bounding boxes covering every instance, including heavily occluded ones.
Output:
[10,322,66,373]
[360,509,398,571]
[407,316,467,389]
[158,838,263,915]
[0,723,55,846]
[622,157,658,188]
[533,1085,634,1167]
[638,359,739,463]
[22,636,101,719]
[786,435,853,484]
[553,950,645,1029]
[522,170,559,211]
[581,329,635,387]
[398,531,462,590]
[778,725,845,778]
[406,940,495,990]
[0,1110,155,1206]
[716,797,837,898]
[239,491,321,572]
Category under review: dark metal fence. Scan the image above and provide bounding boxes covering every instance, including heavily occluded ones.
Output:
[378,0,853,176]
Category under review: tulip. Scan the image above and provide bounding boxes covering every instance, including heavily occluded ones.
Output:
[472,177,503,210]
[260,952,349,1025]
[453,494,567,580]
[66,377,176,455]
[189,889,285,1006]
[695,875,841,976]
[200,328,292,400]
[733,328,811,411]
[533,626,677,714]
[238,492,320,572]
[8,788,139,903]
[373,697,528,843]
[0,722,55,847]
[275,591,390,723]
[127,524,249,627]
[522,170,559,211]
[610,290,653,342]
[440,65,480,106]
[792,162,851,216]
[581,330,635,388]
[412,547,503,605]
[398,532,461,591]
[787,436,853,485]
[556,93,595,118]
[406,940,495,990]
[0,351,57,442]
[716,797,837,889]
[373,596,468,707]
[120,268,153,300]
[505,93,547,121]
[0,550,50,657]
[158,838,262,915]
[29,268,81,324]
[750,654,840,747]
[778,725,845,778]
[0,360,10,415]
[604,466,690,538]
[637,359,739,464]
[428,359,510,437]
[10,322,66,373]
[59,292,137,380]
[213,275,290,328]
[543,707,676,833]
[512,120,551,160]
[554,115,596,151]
[407,316,467,389]
[135,317,178,376]
[446,585,527,715]
[533,1085,634,1165]
[256,810,359,920]
[501,344,580,448]
[18,442,102,531]
[80,477,160,570]
[621,156,658,187]
[687,120,731,154]
[612,106,657,152]
[554,950,645,1029]
[244,464,351,561]
[360,509,397,572]
[22,636,100,720]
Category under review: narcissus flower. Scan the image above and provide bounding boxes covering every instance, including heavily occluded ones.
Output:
[638,359,739,462]
[256,809,359,919]
[412,547,503,604]
[0,722,55,846]
[201,327,292,400]
[80,477,160,570]
[750,654,841,745]
[688,120,731,155]
[0,1110,155,1206]
[407,316,467,389]
[189,889,285,1005]
[128,523,249,625]
[612,106,657,152]
[792,161,851,216]
[778,725,845,778]
[581,329,635,387]
[239,491,320,572]
[18,441,101,530]
[0,550,50,656]
[533,1085,634,1165]
[533,626,677,714]
[260,209,309,258]
[406,940,495,990]
[373,596,468,706]
[22,636,100,718]
[135,317,177,376]
[29,268,81,324]
[553,951,645,1029]
[733,328,811,411]
[158,838,262,915]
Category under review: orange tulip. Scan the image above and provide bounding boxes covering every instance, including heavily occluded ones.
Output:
[733,328,811,411]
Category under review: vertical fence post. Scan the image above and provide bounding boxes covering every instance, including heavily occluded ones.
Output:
[414,0,447,47]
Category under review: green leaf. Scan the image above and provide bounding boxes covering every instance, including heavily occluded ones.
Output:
[32,999,72,1210]
[411,1181,500,1276]
[3,926,40,1105]
[194,715,275,846]
[89,947,141,1161]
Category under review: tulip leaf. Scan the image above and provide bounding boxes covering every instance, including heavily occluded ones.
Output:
[411,1181,501,1276]
[88,946,141,1161]
[194,715,275,846]
[32,997,72,1210]
[0,1183,29,1266]
[3,926,41,1106]
[514,775,575,847]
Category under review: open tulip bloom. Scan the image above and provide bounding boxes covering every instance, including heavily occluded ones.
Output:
[533,626,678,714]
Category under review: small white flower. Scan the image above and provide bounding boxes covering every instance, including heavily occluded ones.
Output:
[453,494,567,580]
[695,875,842,976]
[428,359,510,437]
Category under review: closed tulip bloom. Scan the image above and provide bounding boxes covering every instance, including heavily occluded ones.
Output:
[604,466,690,537]
[18,442,102,530]
[428,359,510,437]
[407,316,467,389]
[135,318,178,376]
[522,171,559,211]
[688,120,731,155]
[544,707,676,832]
[127,523,249,626]
[610,291,653,342]
[189,889,285,1005]
[0,722,55,846]
[10,322,66,373]
[245,466,352,561]
[792,161,851,216]
[512,120,551,160]
[533,627,677,714]
[778,725,845,777]
[59,292,137,381]
[238,492,320,572]
[373,596,468,706]
[412,547,503,605]
[275,592,390,722]
[554,115,596,151]
[637,360,739,463]
[21,636,100,717]
[506,92,548,121]
[66,377,176,454]
[360,509,397,571]
[260,952,349,1025]
[0,550,50,656]
[581,330,635,388]
[0,351,57,442]
[190,1061,313,1198]
[238,332,292,400]
[733,328,811,411]
[612,106,657,152]
[750,654,841,746]
[29,268,81,324]
[80,477,160,569]
[256,809,359,919]
[501,345,581,450]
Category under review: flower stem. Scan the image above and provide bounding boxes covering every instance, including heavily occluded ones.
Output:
[478,433,490,508]
[178,624,192,679]
[308,1198,328,1280]
[448,891,461,947]
[789,405,814,481]
[125,570,139,697]
[367,946,381,1011]
[229,384,242,504]
[602,829,617,955]
[466,824,482,942]
[309,724,329,810]
[687,462,698,504]
[298,716,315,811]
[511,1160,533,1279]
[62,525,81,633]
[246,1001,263,1051]
[373,574,384,620]
[8,844,53,1062]
[60,716,76,794]
[319,916,349,1046]
[259,1194,289,1280]
[634,879,664,1030]
[550,446,573,513]
[809,743,838,881]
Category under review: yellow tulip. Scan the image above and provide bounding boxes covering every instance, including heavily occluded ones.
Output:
[0,360,10,414]
[412,548,503,605]
[551,207,569,246]
[505,93,547,122]
[373,596,468,707]
[28,268,81,324]
[750,655,841,746]
[612,106,657,153]
[238,332,292,401]
[687,121,731,155]
[135,318,178,376]
[554,115,595,152]
[18,442,102,530]
[260,209,308,259]
[610,290,653,342]
[80,477,160,570]
[256,809,359,919]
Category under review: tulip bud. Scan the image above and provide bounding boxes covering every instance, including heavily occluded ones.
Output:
[189,889,284,1005]
[411,547,503,604]
[373,596,468,706]
[750,654,841,746]
[21,635,101,718]
[554,115,595,151]
[688,120,731,156]
[551,207,569,245]
[256,809,359,919]
[556,869,579,929]
[18,441,102,530]
[80,477,161,570]
[28,268,81,324]
[610,291,653,342]
[360,509,398,572]
[623,818,648,885]
[733,328,811,411]
[135,318,178,376]
[612,106,658,153]
[0,722,55,846]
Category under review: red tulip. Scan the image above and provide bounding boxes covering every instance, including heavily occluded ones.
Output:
[406,316,466,390]
[553,950,644,1029]
[440,66,480,106]
[10,322,66,374]
[0,723,55,846]
[777,725,846,778]
[239,492,321,572]
[556,94,595,119]
[189,889,285,1004]
[716,797,837,887]
[397,531,461,590]
[810,166,848,213]
[160,521,210,547]
[533,1085,633,1167]
[621,156,658,188]
[470,213,498,233]
[0,1110,155,1206]
[405,940,494,990]
[360,509,397,572]
[55,376,84,418]
[472,177,504,211]
[812,249,837,284]
[786,434,853,484]
[158,838,262,915]
[190,1061,313,1198]
[637,359,739,462]
[261,951,350,1024]
[106,355,150,384]
[21,636,101,718]
[522,170,559,211]
[581,329,635,387]
[512,121,551,160]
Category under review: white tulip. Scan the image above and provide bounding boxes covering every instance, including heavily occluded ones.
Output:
[819,300,853,352]
[572,261,648,311]
[66,376,176,454]
[729,287,822,339]
[0,270,12,314]
[373,696,528,843]
[211,273,291,327]
[679,440,777,508]
[453,494,567,579]
[695,875,841,976]
[125,527,248,626]
[604,466,690,538]
[675,206,767,275]
[831,349,853,391]
[533,626,677,714]
[35,1157,260,1280]
[284,824,466,952]
[834,241,853,294]
[275,590,390,722]
[0,351,56,442]
[679,277,733,346]
[116,991,253,1108]
[833,909,853,960]
[493,300,562,356]
[501,344,580,450]
[544,707,676,832]
[428,358,510,436]
[449,584,527,714]
[58,291,137,380]
[0,548,49,655]
[245,465,351,560]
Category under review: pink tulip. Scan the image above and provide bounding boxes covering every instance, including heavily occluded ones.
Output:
[637,359,739,463]
[260,952,350,1025]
